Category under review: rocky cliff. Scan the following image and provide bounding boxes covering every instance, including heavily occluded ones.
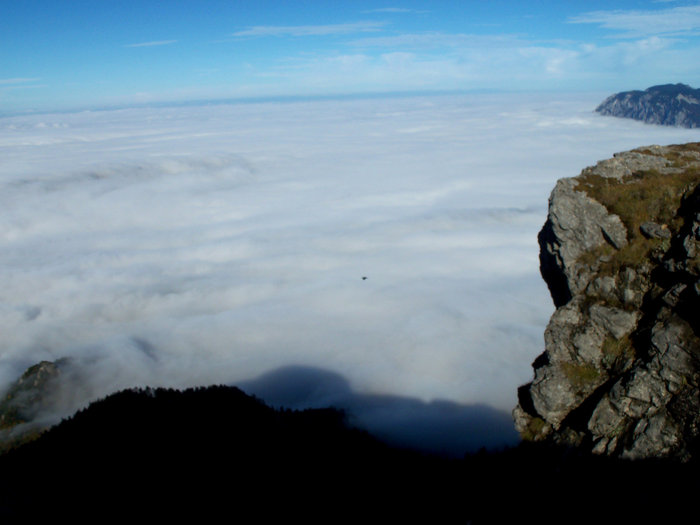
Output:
[514,143,700,460]
[0,361,66,428]
[0,360,67,450]
[596,83,700,127]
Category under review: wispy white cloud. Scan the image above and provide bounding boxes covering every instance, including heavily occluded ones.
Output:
[349,32,525,49]
[361,7,428,14]
[125,40,178,48]
[0,78,46,98]
[228,23,700,96]
[0,83,47,92]
[569,5,700,37]
[233,21,386,37]
[0,78,41,85]
[2,94,700,430]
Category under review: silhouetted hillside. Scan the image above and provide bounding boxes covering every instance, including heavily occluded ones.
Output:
[0,385,697,524]
[239,365,519,456]
[0,385,459,522]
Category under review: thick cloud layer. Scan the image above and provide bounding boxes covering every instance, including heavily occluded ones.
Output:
[1,93,698,420]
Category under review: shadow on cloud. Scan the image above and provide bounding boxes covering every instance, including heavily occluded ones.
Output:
[238,365,519,457]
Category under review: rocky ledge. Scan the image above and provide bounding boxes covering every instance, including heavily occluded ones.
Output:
[514,143,700,460]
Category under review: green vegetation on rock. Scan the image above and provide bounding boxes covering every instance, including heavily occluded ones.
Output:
[601,334,635,370]
[574,146,700,277]
[561,362,601,390]
[575,155,700,240]
[520,416,547,442]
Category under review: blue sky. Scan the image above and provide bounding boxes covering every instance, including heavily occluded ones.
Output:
[4,1,700,112]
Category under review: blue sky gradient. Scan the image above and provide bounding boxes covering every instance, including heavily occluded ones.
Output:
[4,1,700,112]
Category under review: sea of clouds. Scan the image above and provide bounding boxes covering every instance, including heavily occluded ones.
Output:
[1,92,698,432]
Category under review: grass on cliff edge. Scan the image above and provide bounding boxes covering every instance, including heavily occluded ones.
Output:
[574,148,700,274]
[575,167,699,240]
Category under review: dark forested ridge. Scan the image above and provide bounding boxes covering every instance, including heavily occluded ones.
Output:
[0,384,696,524]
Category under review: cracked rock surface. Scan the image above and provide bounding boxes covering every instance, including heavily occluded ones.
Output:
[514,143,700,460]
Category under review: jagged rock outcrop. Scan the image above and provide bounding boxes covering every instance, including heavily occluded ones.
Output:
[596,83,700,128]
[0,359,77,450]
[0,360,63,431]
[514,143,700,460]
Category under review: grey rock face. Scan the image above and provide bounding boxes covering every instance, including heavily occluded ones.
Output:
[0,360,63,431]
[0,358,89,450]
[538,179,627,307]
[596,83,700,128]
[514,143,700,460]
[640,221,671,240]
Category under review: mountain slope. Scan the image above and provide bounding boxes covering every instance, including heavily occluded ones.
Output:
[1,383,697,524]
[596,84,700,127]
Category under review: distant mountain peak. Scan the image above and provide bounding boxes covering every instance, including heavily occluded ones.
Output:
[596,84,700,127]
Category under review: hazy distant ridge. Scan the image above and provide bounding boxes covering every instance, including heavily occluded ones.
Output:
[596,83,700,128]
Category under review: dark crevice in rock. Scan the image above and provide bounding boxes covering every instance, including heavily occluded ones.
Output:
[532,352,549,370]
[538,220,572,308]
[629,294,664,363]
[674,285,700,339]
[601,226,624,250]
[558,375,620,435]
[516,383,538,418]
